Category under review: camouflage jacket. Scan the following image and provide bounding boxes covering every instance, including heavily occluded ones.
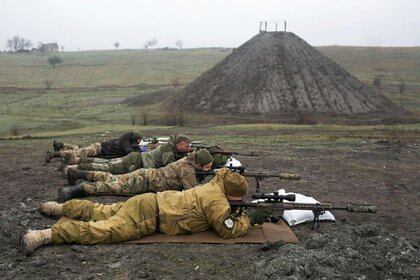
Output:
[141,151,200,192]
[157,168,251,238]
[140,135,177,169]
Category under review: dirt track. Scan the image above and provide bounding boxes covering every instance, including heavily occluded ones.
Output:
[0,133,419,279]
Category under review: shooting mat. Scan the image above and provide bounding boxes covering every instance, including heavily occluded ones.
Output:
[56,217,299,244]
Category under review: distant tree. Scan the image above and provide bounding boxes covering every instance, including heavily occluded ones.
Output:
[130,113,136,125]
[47,56,63,68]
[373,75,381,88]
[6,35,32,52]
[175,40,183,50]
[398,79,406,108]
[114,42,120,50]
[60,45,65,52]
[144,38,158,49]
[138,110,149,126]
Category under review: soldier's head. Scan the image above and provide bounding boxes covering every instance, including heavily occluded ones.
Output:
[195,149,213,171]
[218,168,248,201]
[174,134,191,152]
[131,131,143,144]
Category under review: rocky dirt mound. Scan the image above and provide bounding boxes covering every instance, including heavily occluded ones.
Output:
[180,32,403,116]
[253,224,419,279]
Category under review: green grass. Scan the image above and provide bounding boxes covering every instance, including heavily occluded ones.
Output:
[0,46,419,137]
[318,46,420,83]
[0,49,230,88]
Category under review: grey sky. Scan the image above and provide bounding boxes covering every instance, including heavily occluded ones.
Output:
[1,0,419,51]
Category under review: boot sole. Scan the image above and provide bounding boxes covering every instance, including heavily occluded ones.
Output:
[20,232,33,256]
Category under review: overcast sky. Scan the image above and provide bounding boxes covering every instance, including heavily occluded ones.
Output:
[1,0,419,51]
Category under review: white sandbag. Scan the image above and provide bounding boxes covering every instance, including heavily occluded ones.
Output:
[225,157,242,168]
[254,189,336,226]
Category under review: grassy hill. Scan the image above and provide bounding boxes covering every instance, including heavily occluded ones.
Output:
[0,48,231,88]
[0,46,419,137]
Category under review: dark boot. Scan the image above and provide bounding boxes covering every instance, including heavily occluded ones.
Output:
[67,169,89,185]
[52,139,64,151]
[57,184,87,202]
[45,150,61,163]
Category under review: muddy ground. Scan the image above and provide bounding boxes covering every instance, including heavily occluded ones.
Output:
[0,130,419,279]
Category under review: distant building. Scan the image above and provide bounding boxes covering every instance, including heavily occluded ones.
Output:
[39,43,58,53]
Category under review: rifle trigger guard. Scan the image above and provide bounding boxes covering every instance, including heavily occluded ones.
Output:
[312,209,325,230]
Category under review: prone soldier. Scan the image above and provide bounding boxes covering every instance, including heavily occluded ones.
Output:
[46,131,143,165]
[22,168,271,255]
[66,134,192,175]
[58,150,214,201]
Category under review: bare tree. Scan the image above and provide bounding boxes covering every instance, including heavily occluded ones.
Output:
[114,42,120,50]
[47,56,63,68]
[164,102,186,126]
[175,40,183,50]
[6,35,32,52]
[130,113,136,125]
[144,38,158,49]
[398,79,406,108]
[138,110,149,126]
[373,75,381,89]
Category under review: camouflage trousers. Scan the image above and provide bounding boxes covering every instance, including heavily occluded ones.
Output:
[59,142,102,158]
[82,170,149,195]
[78,159,129,174]
[61,143,80,151]
[51,194,158,244]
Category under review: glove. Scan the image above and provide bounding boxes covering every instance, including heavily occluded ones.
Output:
[249,208,272,225]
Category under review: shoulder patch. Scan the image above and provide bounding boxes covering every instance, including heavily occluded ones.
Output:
[224,218,234,229]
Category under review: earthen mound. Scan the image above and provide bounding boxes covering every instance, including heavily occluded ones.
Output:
[180,32,403,116]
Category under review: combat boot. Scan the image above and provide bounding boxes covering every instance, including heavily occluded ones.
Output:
[67,169,89,185]
[57,184,87,202]
[45,150,61,163]
[52,139,64,151]
[21,229,52,256]
[38,201,63,216]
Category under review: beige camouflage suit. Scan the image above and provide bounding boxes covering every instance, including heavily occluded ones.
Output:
[81,152,201,196]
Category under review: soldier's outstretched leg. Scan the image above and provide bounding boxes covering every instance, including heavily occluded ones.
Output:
[52,194,158,244]
[67,169,89,185]
[22,195,157,255]
[45,150,62,163]
[81,170,148,196]
[57,184,87,202]
[38,201,64,216]
[77,162,111,173]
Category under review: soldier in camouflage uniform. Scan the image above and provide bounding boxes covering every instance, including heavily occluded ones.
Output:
[65,134,191,175]
[57,150,214,202]
[22,168,274,256]
[45,131,143,165]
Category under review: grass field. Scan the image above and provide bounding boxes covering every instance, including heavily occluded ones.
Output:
[0,46,419,137]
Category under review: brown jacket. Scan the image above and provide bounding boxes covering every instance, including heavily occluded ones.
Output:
[157,168,251,238]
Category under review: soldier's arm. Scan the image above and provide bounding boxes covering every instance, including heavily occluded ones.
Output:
[161,150,175,167]
[205,202,251,239]
[180,172,199,190]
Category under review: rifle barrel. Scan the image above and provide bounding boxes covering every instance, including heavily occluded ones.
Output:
[229,201,376,213]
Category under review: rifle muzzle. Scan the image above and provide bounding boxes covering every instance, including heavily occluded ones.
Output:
[278,173,301,180]
[347,204,377,213]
